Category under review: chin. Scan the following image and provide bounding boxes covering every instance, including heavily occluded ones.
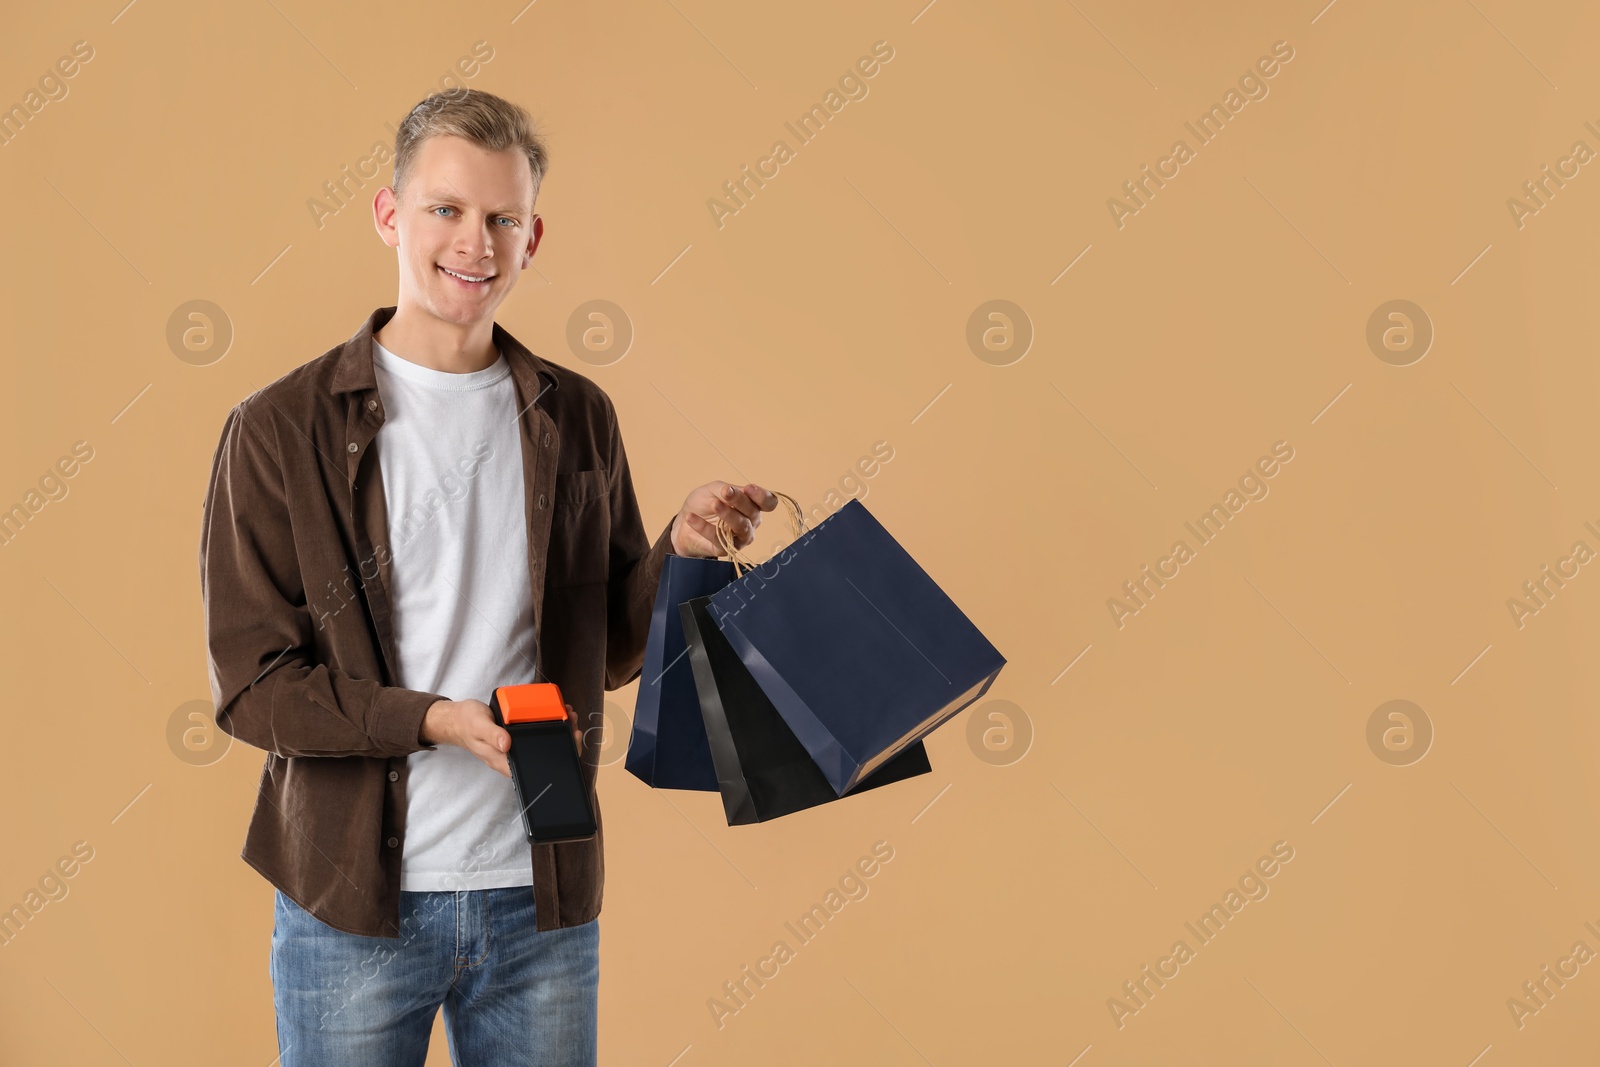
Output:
[427,291,497,326]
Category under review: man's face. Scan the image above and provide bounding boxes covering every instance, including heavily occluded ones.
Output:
[374,133,543,329]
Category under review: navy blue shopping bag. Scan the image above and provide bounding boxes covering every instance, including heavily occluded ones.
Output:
[706,498,1006,796]
[679,594,932,825]
[624,554,737,790]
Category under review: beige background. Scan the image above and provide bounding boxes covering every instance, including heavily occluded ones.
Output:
[2,0,1599,1062]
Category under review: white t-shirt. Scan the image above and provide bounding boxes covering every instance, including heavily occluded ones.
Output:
[371,338,537,891]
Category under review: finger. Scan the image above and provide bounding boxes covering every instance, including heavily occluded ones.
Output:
[478,740,511,777]
[718,483,760,521]
[477,730,512,766]
[743,484,779,512]
[712,500,755,537]
[681,513,724,557]
[718,521,754,553]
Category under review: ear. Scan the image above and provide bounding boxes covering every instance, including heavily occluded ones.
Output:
[524,214,544,266]
[373,187,400,249]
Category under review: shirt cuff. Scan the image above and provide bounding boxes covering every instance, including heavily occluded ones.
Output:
[370,685,450,755]
[659,515,679,558]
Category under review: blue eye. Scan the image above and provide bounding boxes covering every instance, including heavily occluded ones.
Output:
[433,206,453,217]
[496,217,516,227]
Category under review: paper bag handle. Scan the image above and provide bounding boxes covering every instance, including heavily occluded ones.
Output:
[712,489,808,577]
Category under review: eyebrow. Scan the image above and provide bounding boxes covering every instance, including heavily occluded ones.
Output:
[422,191,526,215]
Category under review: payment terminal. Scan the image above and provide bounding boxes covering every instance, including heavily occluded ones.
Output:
[487,683,597,844]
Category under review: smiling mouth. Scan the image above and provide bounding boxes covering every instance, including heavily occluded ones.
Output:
[439,266,495,286]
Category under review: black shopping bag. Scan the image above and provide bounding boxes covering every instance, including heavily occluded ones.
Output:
[624,554,736,791]
[679,594,932,825]
[707,497,1005,797]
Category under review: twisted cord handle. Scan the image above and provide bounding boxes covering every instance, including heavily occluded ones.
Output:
[711,489,808,577]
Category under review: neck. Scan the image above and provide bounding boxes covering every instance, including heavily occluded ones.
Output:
[375,305,499,373]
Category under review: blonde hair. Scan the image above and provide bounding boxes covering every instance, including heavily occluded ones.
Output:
[392,88,549,203]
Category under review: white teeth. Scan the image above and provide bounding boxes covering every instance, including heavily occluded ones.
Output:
[442,268,491,282]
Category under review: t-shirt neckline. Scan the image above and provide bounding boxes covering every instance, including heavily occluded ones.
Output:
[372,339,511,392]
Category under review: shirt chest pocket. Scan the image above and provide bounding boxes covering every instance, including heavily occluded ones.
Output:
[546,468,610,587]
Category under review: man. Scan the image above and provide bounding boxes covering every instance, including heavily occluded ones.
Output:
[198,88,774,1065]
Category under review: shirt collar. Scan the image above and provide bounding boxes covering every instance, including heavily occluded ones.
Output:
[330,306,557,400]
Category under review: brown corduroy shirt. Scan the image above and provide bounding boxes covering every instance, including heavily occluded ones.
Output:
[198,306,675,938]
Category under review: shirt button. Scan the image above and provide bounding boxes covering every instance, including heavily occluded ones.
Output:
[537,493,546,509]
[388,770,398,782]
[347,442,359,453]
[367,399,378,411]
[387,836,399,848]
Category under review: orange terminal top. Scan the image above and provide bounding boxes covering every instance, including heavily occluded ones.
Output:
[496,683,568,724]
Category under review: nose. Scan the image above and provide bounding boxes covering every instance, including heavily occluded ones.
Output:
[454,212,496,261]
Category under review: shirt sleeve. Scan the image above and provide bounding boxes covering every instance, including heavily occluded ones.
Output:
[602,397,677,691]
[198,401,450,759]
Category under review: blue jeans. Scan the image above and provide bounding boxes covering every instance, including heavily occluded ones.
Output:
[269,887,598,1066]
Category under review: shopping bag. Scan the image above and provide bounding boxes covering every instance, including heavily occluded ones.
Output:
[707,496,1005,797]
[679,594,932,825]
[625,554,737,791]
[624,497,811,790]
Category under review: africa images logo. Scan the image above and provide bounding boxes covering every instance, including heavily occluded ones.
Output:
[1106,441,1295,628]
[1105,40,1296,230]
[706,40,896,229]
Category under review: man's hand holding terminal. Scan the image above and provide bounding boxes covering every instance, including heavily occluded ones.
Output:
[422,699,582,778]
